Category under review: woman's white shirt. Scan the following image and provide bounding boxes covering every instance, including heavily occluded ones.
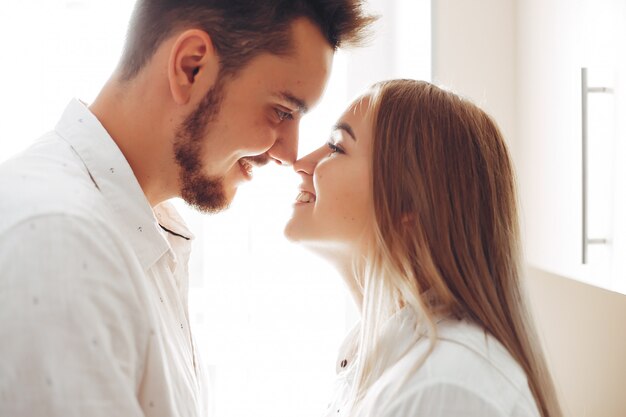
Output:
[325,308,540,417]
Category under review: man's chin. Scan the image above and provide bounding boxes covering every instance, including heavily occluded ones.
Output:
[180,190,231,214]
[185,198,230,214]
[178,173,232,214]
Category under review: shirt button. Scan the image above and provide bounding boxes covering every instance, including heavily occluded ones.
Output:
[340,359,348,368]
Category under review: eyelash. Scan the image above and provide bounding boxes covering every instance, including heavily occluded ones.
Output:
[275,108,294,122]
[326,141,344,155]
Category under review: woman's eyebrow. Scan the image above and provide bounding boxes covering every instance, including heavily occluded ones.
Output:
[332,122,357,141]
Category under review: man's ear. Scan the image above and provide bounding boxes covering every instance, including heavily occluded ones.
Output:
[168,29,219,105]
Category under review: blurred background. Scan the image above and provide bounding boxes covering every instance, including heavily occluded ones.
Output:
[1,1,625,416]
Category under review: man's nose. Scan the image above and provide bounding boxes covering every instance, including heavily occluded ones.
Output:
[267,127,299,166]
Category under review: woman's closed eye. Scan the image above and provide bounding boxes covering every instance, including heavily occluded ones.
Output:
[326,141,345,156]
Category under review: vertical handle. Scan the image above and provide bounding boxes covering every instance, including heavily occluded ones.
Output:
[581,67,611,264]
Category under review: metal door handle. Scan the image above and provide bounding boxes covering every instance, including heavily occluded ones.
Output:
[581,67,612,264]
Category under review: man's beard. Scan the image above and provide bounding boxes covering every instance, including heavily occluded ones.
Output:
[173,80,228,214]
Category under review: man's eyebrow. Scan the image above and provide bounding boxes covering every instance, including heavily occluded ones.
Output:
[278,92,309,114]
[332,122,357,141]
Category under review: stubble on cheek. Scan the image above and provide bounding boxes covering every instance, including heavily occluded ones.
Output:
[173,80,229,213]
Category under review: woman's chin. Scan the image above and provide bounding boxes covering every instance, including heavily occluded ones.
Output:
[283,218,303,243]
[283,222,322,250]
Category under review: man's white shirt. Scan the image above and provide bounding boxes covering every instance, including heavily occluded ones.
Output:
[0,100,208,416]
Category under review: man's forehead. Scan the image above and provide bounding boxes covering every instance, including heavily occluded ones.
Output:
[245,34,332,113]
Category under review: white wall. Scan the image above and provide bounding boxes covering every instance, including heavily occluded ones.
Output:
[526,267,626,417]
[432,0,517,153]
[344,0,431,98]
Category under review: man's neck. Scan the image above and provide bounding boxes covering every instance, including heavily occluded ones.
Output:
[89,76,179,207]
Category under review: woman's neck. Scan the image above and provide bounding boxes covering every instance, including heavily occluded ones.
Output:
[306,244,364,312]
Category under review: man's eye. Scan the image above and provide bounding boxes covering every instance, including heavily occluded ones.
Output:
[275,108,294,122]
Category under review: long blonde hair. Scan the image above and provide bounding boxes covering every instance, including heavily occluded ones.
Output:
[350,79,561,417]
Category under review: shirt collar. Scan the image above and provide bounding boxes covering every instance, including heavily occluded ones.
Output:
[54,99,174,271]
[339,305,522,382]
[336,307,451,375]
[154,201,195,241]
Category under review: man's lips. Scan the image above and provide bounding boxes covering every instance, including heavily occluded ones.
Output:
[238,159,253,179]
[237,155,270,180]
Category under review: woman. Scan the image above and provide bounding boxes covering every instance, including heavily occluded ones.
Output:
[284,80,561,417]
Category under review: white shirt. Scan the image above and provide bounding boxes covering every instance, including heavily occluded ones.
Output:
[0,100,208,417]
[326,308,540,417]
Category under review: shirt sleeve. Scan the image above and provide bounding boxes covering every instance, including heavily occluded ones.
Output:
[373,380,507,417]
[0,214,149,417]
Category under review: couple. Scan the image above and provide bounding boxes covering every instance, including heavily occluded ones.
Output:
[0,1,561,417]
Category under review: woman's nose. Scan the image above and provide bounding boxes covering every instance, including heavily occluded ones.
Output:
[293,145,326,175]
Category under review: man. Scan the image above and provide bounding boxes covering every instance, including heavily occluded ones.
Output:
[0,1,374,415]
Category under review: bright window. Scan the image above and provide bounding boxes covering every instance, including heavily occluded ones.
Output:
[0,1,430,416]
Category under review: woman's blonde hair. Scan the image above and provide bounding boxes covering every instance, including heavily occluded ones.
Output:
[350,79,561,417]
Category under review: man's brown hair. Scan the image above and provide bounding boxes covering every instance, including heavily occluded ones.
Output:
[118,0,375,81]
